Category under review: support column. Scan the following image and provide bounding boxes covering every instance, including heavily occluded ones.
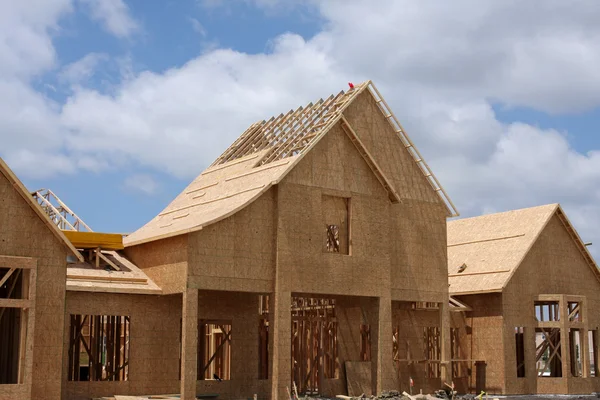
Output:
[559,295,571,379]
[269,290,292,400]
[181,288,198,400]
[370,295,397,395]
[582,299,590,378]
[440,301,451,385]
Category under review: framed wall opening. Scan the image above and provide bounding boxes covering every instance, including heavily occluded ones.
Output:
[67,314,130,381]
[0,260,35,386]
[291,296,338,395]
[568,302,581,322]
[198,320,231,381]
[322,196,350,255]
[515,327,525,378]
[536,328,562,377]
[424,327,441,378]
[535,301,560,322]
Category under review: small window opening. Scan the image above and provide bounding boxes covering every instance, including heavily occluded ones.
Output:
[589,330,598,377]
[322,196,350,255]
[326,225,340,253]
[570,329,583,377]
[535,301,560,322]
[360,324,371,361]
[424,327,441,378]
[198,321,231,380]
[568,302,581,322]
[536,328,562,377]
[68,315,130,381]
[515,327,525,377]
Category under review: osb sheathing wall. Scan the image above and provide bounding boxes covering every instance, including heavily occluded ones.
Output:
[343,91,449,302]
[0,171,67,400]
[187,188,276,294]
[502,214,600,395]
[125,235,188,294]
[451,293,505,394]
[62,292,182,400]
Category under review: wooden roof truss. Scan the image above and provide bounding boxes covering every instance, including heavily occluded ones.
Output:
[210,80,458,216]
[211,83,370,167]
[32,188,92,232]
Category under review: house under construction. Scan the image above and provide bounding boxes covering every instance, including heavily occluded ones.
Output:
[1,80,599,400]
[448,204,600,395]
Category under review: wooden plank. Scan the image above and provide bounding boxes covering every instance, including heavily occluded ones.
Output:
[63,231,124,251]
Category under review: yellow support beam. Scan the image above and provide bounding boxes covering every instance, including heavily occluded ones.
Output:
[62,231,124,251]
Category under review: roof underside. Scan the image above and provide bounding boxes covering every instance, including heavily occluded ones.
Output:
[125,81,458,246]
[447,204,600,295]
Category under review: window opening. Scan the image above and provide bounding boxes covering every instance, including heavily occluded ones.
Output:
[536,328,562,377]
[68,315,130,381]
[535,301,560,322]
[198,321,231,380]
[322,196,350,255]
[326,225,340,253]
[568,302,581,322]
[515,327,525,377]
[424,327,441,378]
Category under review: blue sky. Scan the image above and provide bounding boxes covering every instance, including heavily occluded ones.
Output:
[2,0,600,258]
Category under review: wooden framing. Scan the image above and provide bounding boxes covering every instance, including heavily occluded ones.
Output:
[67,314,130,382]
[0,255,37,387]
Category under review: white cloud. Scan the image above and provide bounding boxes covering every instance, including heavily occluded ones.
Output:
[123,174,160,195]
[2,0,600,257]
[59,52,108,85]
[78,0,139,38]
[187,17,207,37]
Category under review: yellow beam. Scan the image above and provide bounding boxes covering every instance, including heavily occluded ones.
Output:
[62,231,124,251]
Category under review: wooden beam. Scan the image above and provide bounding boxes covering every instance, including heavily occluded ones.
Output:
[0,268,16,287]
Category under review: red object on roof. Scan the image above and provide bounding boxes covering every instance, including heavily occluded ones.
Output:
[348,82,354,89]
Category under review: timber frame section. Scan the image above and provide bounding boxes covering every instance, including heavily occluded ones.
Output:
[0,255,37,387]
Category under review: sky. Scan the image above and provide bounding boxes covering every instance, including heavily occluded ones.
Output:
[2,0,600,259]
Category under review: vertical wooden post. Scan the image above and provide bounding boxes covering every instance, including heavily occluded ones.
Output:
[370,295,396,395]
[440,301,451,384]
[269,290,292,399]
[559,295,571,379]
[181,288,199,400]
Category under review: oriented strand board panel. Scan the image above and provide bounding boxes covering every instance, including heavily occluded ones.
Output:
[187,188,276,293]
[0,167,68,400]
[342,90,442,206]
[447,204,557,294]
[125,235,188,294]
[345,361,372,396]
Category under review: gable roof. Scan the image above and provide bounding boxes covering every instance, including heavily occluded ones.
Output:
[447,204,600,295]
[0,158,83,262]
[124,81,458,246]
